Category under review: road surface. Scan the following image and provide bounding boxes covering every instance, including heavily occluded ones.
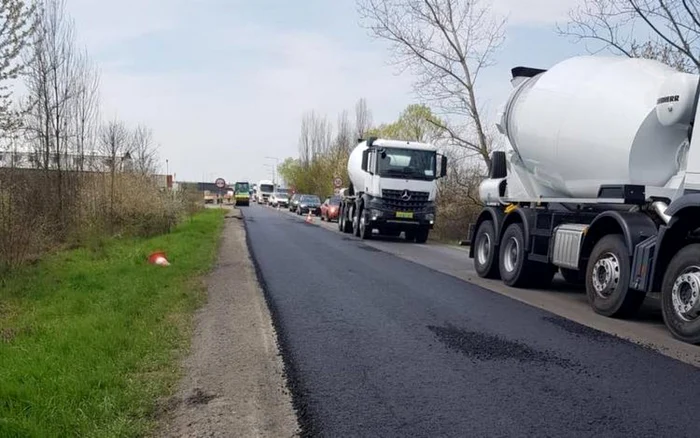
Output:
[243,204,700,437]
[286,204,700,367]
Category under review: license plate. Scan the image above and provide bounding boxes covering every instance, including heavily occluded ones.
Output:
[396,211,413,219]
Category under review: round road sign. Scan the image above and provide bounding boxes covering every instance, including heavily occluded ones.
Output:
[215,177,226,188]
[333,177,342,188]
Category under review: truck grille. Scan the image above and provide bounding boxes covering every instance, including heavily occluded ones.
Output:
[381,189,430,211]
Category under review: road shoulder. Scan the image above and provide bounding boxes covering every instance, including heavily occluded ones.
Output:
[157,208,299,437]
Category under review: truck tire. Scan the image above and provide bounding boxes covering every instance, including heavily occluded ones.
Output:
[585,234,644,318]
[405,230,416,242]
[337,206,344,231]
[660,244,700,344]
[340,205,353,234]
[561,268,584,286]
[499,222,554,288]
[414,228,429,244]
[352,205,360,237]
[357,205,372,240]
[473,220,500,279]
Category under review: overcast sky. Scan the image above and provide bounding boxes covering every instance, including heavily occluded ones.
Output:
[66,0,584,183]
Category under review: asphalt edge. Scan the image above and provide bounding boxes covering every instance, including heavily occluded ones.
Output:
[239,208,319,438]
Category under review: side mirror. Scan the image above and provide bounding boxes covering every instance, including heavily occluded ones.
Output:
[361,149,369,171]
[440,155,448,178]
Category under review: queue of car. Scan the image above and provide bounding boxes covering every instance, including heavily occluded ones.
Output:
[260,190,341,221]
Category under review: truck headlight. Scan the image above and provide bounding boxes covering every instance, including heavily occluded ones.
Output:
[370,209,383,221]
[425,213,434,221]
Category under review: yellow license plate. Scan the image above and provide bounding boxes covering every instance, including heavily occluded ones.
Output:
[396,211,413,219]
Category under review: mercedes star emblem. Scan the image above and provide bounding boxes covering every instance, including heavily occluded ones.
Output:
[401,190,411,201]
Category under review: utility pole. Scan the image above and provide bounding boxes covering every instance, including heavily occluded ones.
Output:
[265,156,280,186]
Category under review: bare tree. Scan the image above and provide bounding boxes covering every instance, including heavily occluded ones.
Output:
[354,97,373,141]
[0,0,37,137]
[130,123,158,175]
[298,110,333,165]
[99,118,130,173]
[72,47,100,171]
[99,118,130,229]
[298,111,312,167]
[334,109,353,153]
[357,0,506,168]
[23,0,79,172]
[310,112,332,157]
[558,0,700,73]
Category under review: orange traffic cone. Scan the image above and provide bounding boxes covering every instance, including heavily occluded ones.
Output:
[305,211,314,224]
[148,251,170,266]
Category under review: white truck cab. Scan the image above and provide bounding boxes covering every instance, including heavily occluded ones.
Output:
[256,179,274,204]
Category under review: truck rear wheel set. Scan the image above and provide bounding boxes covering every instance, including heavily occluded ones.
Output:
[470,202,700,345]
[498,223,556,289]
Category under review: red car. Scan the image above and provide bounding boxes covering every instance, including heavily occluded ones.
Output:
[320,195,342,222]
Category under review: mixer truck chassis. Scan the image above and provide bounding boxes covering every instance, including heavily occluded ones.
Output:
[471,152,700,344]
[337,194,434,242]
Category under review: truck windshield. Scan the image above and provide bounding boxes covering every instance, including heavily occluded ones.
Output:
[260,184,274,193]
[377,148,435,180]
[235,182,249,192]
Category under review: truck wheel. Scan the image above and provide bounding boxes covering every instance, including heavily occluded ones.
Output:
[499,222,554,288]
[561,268,584,285]
[661,244,700,344]
[340,205,352,234]
[585,234,644,318]
[414,228,429,244]
[352,206,360,237]
[358,209,372,240]
[474,220,500,279]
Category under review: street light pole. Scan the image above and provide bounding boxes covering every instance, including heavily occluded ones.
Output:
[265,156,280,186]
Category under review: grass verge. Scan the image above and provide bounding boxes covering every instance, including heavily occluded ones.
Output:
[0,209,225,437]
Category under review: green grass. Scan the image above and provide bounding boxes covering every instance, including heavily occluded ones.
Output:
[0,209,225,437]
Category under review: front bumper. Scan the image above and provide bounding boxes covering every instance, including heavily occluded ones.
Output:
[276,200,289,207]
[365,208,435,230]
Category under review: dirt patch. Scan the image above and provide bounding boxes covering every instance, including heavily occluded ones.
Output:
[157,208,299,437]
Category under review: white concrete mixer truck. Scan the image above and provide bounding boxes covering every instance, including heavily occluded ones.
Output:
[470,54,700,344]
[337,137,448,242]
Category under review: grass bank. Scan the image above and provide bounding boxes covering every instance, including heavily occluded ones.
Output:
[0,209,225,437]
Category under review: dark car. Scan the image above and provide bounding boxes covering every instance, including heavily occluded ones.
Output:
[320,195,342,222]
[296,194,321,215]
[289,193,302,212]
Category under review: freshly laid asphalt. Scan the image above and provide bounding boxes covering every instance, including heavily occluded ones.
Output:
[242,204,700,437]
